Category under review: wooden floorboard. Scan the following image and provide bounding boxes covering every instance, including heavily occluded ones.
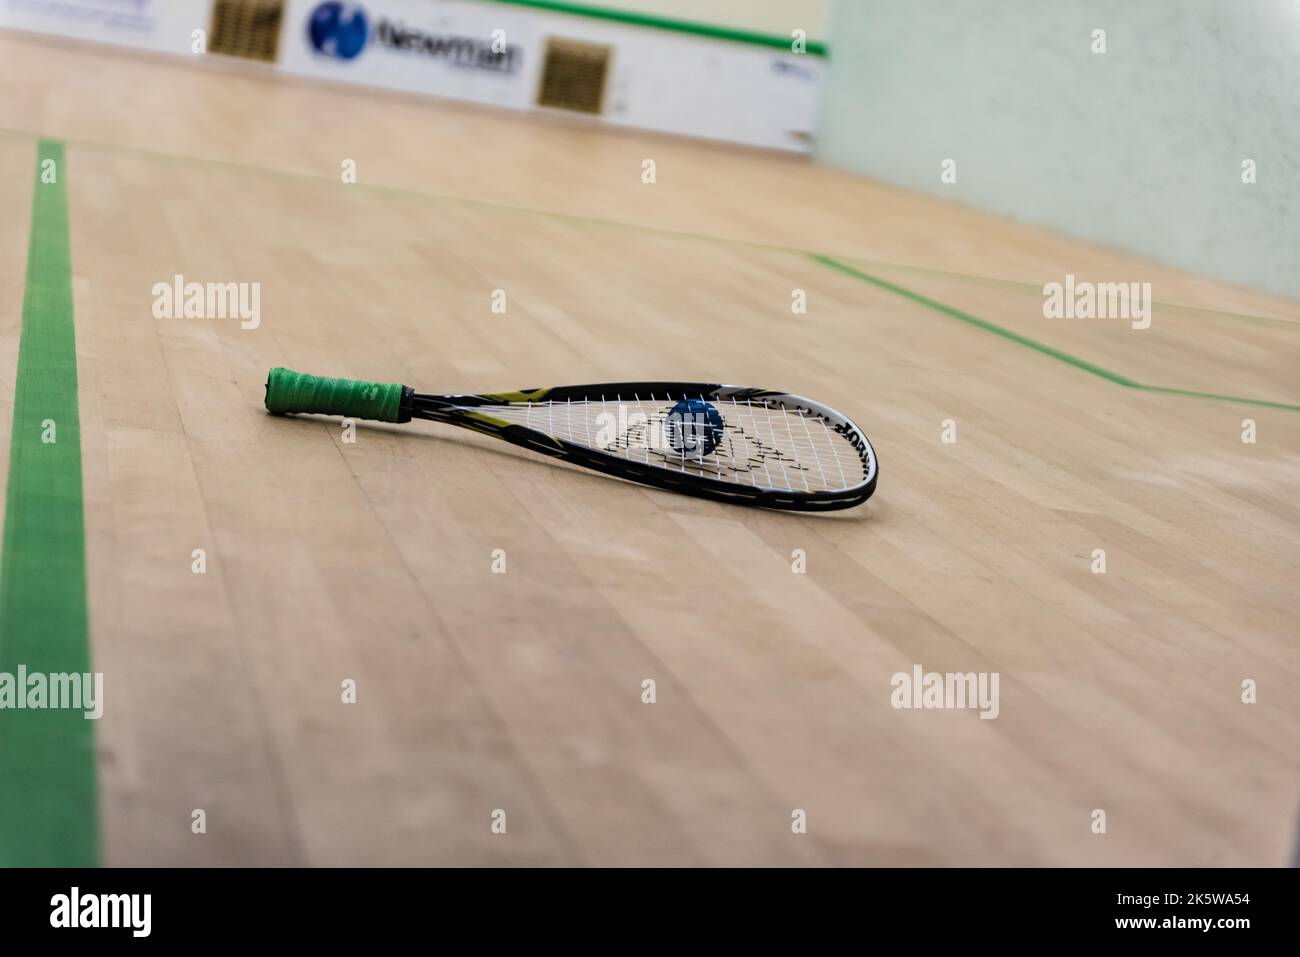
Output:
[1,31,1296,865]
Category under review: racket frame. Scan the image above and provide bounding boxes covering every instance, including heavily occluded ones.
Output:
[403,382,877,511]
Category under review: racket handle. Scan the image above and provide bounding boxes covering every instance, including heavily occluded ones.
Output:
[264,368,409,423]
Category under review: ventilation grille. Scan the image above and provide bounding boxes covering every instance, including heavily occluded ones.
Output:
[537,38,611,114]
[210,0,285,63]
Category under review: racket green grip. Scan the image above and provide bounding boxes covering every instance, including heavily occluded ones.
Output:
[264,368,407,423]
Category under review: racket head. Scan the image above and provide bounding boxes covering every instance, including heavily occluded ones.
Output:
[413,382,878,511]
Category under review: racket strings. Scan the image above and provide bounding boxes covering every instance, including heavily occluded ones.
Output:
[472,395,867,493]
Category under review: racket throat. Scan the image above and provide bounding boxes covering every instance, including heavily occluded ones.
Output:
[397,386,417,423]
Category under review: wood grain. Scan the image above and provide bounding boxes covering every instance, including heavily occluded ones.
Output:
[2,31,1296,865]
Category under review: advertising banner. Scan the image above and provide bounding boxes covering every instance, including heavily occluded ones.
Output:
[280,0,541,110]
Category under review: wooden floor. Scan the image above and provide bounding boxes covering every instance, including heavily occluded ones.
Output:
[2,31,1298,866]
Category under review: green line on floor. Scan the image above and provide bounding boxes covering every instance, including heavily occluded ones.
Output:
[0,138,98,866]
[811,253,1300,412]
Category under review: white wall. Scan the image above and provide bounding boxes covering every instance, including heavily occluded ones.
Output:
[0,0,827,153]
[817,0,1300,301]
[278,0,825,152]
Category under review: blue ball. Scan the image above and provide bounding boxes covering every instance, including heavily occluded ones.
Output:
[665,399,724,457]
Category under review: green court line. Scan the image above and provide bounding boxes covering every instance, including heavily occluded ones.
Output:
[0,139,98,866]
[1134,385,1300,410]
[811,254,1300,413]
[483,0,828,55]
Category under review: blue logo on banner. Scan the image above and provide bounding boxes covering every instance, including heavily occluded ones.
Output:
[309,2,370,60]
